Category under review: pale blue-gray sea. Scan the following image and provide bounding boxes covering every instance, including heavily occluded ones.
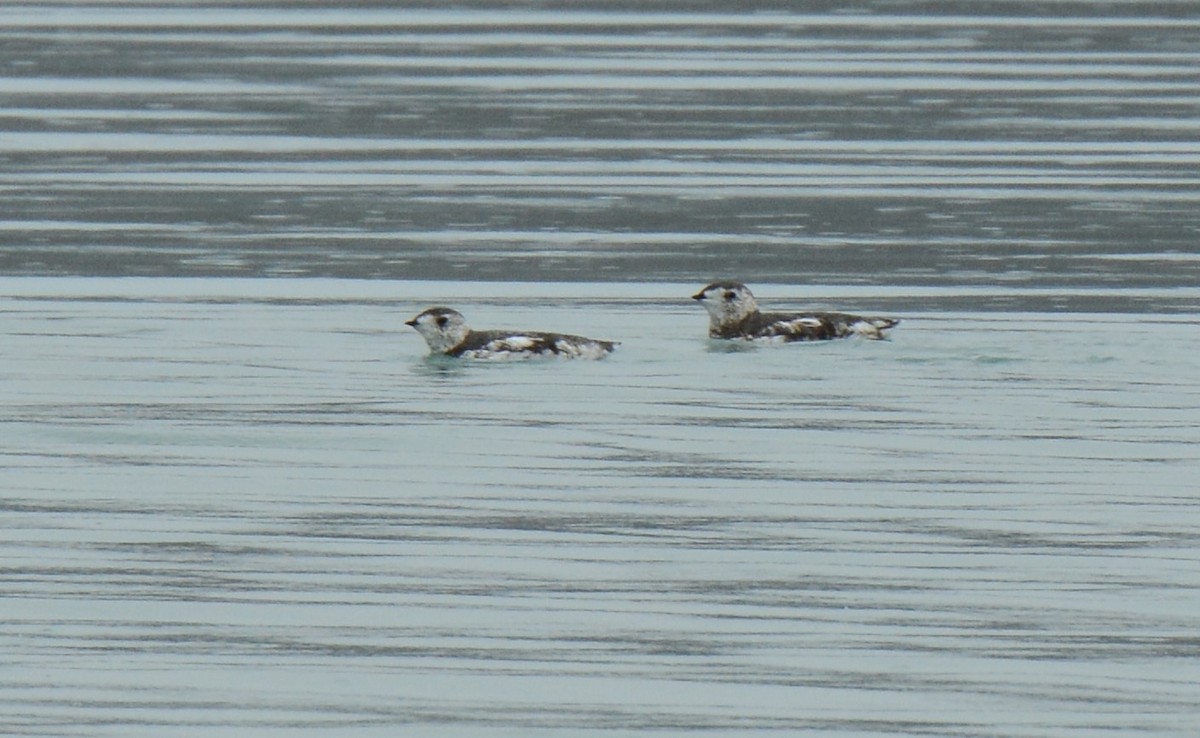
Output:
[2,4,1199,737]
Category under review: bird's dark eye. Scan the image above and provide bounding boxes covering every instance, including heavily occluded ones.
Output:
[724,291,737,301]
[436,316,448,327]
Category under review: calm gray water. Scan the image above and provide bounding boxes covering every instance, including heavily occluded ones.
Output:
[4,278,1199,737]
[3,3,1200,737]
[2,3,1200,294]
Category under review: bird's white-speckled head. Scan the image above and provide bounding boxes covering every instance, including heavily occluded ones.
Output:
[691,281,759,327]
[405,307,470,354]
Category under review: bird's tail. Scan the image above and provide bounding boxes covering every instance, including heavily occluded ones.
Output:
[853,317,899,339]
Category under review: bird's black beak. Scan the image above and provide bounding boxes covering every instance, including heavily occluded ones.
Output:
[404,319,418,327]
[691,291,706,301]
